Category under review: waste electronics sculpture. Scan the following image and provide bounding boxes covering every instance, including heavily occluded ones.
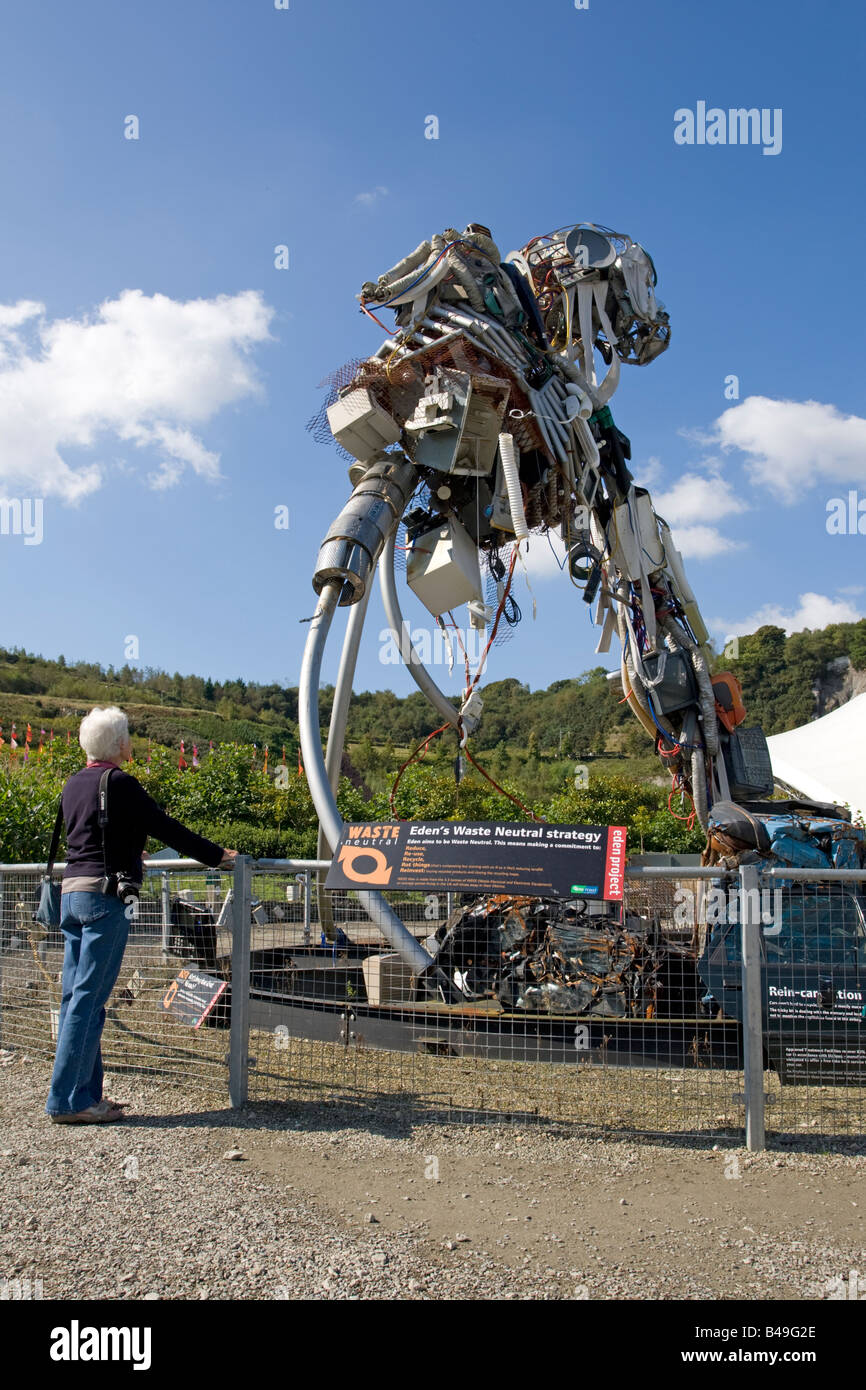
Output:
[300,222,779,992]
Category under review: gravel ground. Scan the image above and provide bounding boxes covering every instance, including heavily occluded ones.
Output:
[8,938,864,1141]
[1,1051,865,1301]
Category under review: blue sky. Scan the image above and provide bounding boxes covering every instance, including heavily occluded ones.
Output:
[1,0,864,699]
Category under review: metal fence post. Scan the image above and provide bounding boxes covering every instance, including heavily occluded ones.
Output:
[0,876,4,1049]
[302,869,311,948]
[160,871,171,960]
[739,863,766,1152]
[229,855,252,1108]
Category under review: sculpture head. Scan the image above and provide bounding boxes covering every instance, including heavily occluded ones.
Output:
[511,222,671,369]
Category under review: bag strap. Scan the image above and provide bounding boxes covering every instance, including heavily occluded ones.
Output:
[98,767,114,880]
[45,801,64,879]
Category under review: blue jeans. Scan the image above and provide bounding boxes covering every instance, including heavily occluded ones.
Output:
[45,892,130,1116]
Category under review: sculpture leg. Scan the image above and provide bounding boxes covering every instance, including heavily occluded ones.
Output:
[299,580,440,979]
[316,576,374,940]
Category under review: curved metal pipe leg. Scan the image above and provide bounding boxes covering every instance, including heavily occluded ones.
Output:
[379,528,461,731]
[316,575,375,937]
[299,581,436,976]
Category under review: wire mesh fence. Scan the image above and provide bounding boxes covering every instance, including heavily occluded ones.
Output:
[0,864,235,1093]
[2,859,864,1147]
[752,868,866,1141]
[246,865,746,1136]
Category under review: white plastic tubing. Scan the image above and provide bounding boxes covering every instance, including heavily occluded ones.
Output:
[497,432,529,542]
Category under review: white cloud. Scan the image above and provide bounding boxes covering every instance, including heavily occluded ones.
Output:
[0,289,274,501]
[666,524,742,558]
[713,591,865,639]
[713,396,866,503]
[355,186,389,207]
[631,454,664,489]
[654,471,746,526]
[522,531,570,581]
[0,300,44,331]
[141,425,222,490]
[653,470,747,557]
[0,299,45,367]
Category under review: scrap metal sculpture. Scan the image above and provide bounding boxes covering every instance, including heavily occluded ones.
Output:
[301,221,768,987]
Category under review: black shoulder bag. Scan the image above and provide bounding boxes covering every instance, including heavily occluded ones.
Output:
[98,768,141,907]
[35,803,64,927]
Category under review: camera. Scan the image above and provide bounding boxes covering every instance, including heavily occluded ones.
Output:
[101,873,141,905]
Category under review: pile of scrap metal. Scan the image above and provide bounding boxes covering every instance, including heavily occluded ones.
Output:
[704,799,865,875]
[432,894,701,1018]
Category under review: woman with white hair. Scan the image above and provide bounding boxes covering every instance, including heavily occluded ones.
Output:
[45,706,236,1124]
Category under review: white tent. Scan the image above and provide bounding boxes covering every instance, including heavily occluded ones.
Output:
[767,693,866,822]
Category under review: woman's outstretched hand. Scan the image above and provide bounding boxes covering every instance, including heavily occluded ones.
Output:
[219,849,239,869]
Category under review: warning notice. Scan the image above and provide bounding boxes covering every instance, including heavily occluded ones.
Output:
[325,821,627,900]
[161,967,227,1028]
[765,981,866,1082]
[767,984,865,1026]
[770,1039,866,1084]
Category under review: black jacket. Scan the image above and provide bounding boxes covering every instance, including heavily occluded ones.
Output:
[61,764,223,881]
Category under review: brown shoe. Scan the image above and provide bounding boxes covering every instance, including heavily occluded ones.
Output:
[50,1100,125,1124]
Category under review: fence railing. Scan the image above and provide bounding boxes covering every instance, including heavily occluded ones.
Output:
[1,857,864,1149]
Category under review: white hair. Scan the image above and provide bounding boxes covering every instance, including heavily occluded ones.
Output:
[78,706,130,762]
